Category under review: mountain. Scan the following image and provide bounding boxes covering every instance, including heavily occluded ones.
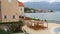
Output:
[24,2,60,11]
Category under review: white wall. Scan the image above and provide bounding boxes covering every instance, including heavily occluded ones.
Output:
[19,7,24,16]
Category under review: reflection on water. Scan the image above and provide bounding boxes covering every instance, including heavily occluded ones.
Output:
[25,12,60,23]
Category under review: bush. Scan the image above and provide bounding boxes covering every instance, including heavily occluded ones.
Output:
[0,29,11,34]
[32,18,40,20]
[18,20,24,26]
[9,20,24,33]
[0,20,24,33]
[45,20,47,22]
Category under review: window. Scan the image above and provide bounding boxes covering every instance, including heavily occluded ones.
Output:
[13,15,15,19]
[4,15,7,19]
[20,8,22,11]
[19,16,21,18]
[8,0,11,3]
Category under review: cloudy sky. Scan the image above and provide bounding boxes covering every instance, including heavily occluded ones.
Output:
[18,0,60,3]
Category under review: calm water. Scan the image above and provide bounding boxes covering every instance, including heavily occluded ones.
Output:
[55,27,60,34]
[25,12,60,23]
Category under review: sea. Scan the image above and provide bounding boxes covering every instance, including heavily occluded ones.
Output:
[25,12,60,23]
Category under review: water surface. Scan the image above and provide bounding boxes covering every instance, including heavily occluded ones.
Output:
[25,12,60,23]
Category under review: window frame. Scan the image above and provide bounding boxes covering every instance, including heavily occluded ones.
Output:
[13,15,15,19]
[20,8,22,11]
[4,15,7,19]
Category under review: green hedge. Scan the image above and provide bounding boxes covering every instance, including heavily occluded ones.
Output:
[0,29,11,34]
[0,20,24,33]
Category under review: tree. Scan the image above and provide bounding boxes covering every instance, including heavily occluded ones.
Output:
[24,7,35,13]
[50,10,53,12]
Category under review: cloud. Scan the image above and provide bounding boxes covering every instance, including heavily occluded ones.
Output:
[48,0,60,2]
[18,0,60,2]
[29,0,48,2]
[18,0,29,2]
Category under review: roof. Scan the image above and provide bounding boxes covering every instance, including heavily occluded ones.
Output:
[18,1,24,7]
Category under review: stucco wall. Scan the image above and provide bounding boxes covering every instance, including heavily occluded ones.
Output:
[19,7,24,16]
[1,0,20,22]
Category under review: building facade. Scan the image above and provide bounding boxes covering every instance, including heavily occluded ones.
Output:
[0,0,24,22]
[18,2,24,16]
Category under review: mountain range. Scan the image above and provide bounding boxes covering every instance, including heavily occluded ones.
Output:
[24,2,60,11]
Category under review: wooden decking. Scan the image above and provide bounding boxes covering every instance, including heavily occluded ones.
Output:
[19,16,48,30]
[24,20,48,30]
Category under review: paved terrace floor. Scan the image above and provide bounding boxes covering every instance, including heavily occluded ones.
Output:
[22,23,60,34]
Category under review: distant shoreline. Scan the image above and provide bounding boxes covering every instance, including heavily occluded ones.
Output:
[47,20,60,24]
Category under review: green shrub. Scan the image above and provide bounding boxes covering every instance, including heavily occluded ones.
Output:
[32,18,40,20]
[0,29,11,34]
[0,20,24,33]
